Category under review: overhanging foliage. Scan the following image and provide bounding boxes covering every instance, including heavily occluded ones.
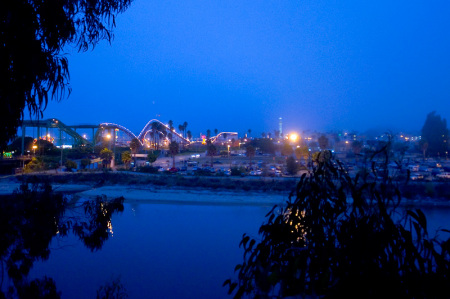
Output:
[226,151,450,298]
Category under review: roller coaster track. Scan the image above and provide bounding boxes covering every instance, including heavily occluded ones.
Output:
[138,119,190,144]
[21,118,191,148]
[20,118,237,152]
[211,132,238,143]
[21,118,90,145]
[96,123,142,146]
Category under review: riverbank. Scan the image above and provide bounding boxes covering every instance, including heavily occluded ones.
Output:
[3,171,299,194]
[0,172,292,206]
[0,171,449,206]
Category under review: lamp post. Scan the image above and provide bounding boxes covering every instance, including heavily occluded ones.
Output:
[112,129,116,168]
[60,129,63,171]
[105,133,112,168]
[32,145,37,156]
[227,144,231,168]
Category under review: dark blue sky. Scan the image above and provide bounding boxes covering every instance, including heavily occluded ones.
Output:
[41,0,450,138]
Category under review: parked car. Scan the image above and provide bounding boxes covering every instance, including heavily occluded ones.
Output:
[432,168,444,175]
[410,173,424,180]
[169,167,179,173]
[436,172,450,179]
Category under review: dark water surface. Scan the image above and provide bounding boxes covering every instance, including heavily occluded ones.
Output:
[9,199,449,298]
[28,202,272,298]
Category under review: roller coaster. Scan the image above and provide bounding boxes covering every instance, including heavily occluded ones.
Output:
[19,118,237,154]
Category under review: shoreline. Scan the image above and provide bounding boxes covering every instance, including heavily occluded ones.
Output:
[0,172,449,207]
[76,185,288,206]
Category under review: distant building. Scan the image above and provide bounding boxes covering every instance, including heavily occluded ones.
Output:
[279,117,283,136]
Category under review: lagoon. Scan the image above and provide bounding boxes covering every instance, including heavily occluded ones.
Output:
[2,188,449,298]
[28,201,272,298]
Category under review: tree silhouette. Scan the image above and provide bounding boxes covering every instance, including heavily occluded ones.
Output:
[295,146,309,163]
[249,139,276,155]
[281,142,293,157]
[0,0,132,151]
[130,137,141,168]
[318,134,329,150]
[286,156,297,175]
[121,151,131,168]
[178,124,185,139]
[169,141,179,168]
[65,159,77,171]
[99,148,113,168]
[81,158,91,170]
[352,140,363,162]
[168,120,174,141]
[245,145,255,166]
[206,141,217,166]
[0,180,124,297]
[226,151,450,298]
[147,151,158,166]
[421,111,449,157]
[183,121,188,138]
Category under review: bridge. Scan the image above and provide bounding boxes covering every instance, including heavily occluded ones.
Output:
[19,118,237,154]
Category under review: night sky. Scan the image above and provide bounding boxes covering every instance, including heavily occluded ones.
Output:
[40,0,450,138]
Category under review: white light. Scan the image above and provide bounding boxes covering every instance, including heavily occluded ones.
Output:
[289,133,298,142]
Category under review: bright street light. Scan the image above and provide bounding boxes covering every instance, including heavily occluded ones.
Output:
[289,133,299,142]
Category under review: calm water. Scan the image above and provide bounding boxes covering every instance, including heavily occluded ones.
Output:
[24,200,450,299]
[28,202,272,298]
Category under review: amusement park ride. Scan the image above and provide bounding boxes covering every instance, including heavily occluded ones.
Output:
[19,118,237,155]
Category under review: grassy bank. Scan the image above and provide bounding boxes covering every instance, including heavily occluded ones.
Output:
[11,172,450,201]
[15,172,299,194]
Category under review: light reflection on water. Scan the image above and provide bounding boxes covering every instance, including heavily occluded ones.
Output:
[30,202,272,298]
[28,201,450,298]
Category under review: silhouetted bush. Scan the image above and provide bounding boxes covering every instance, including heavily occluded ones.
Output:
[230,167,243,176]
[65,159,77,171]
[226,154,450,298]
[137,166,159,173]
